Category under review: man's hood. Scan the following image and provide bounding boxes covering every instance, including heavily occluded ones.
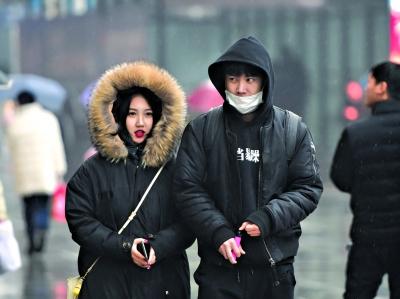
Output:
[88,61,187,167]
[208,36,274,109]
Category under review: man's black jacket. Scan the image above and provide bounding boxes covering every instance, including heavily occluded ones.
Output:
[174,107,322,266]
[173,36,323,266]
[331,99,400,245]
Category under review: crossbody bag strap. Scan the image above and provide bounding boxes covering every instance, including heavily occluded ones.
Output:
[118,163,166,234]
[81,163,166,279]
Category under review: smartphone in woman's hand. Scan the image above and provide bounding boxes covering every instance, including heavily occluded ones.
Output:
[138,240,150,260]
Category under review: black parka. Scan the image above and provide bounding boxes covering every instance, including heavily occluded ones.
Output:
[173,36,323,267]
[66,62,194,299]
[331,99,400,245]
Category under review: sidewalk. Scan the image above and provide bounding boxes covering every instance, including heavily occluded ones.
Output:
[0,179,390,298]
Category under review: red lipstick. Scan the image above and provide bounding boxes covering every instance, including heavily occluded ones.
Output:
[135,130,145,138]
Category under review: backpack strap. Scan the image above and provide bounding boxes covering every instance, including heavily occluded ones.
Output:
[284,110,301,162]
[204,105,223,152]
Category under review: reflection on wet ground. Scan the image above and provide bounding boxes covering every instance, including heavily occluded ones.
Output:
[23,257,52,299]
[0,183,390,298]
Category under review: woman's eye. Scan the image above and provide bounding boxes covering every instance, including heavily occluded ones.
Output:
[128,112,136,116]
[146,112,153,117]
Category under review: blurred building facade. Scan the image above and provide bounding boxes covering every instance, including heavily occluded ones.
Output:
[0,0,389,179]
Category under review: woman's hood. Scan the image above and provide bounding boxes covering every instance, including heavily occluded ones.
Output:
[88,61,187,167]
[208,36,274,110]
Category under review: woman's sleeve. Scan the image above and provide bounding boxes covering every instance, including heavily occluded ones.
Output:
[149,216,195,262]
[65,164,134,261]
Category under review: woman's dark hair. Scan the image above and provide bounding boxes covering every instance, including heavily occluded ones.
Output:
[371,61,400,100]
[222,61,267,90]
[223,61,264,78]
[111,86,163,133]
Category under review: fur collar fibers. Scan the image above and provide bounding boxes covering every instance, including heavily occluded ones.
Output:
[88,61,187,167]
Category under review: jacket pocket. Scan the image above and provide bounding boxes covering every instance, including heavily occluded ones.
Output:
[276,264,296,286]
[239,235,269,265]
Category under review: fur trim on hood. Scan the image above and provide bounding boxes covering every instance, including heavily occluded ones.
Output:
[88,61,187,167]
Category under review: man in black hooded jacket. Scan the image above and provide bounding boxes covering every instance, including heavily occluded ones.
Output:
[331,61,400,299]
[174,36,323,298]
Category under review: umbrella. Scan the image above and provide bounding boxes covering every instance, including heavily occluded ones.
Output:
[188,80,223,113]
[0,74,67,112]
[0,70,11,88]
[79,80,97,109]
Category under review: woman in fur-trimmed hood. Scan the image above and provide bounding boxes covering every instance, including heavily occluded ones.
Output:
[66,61,194,299]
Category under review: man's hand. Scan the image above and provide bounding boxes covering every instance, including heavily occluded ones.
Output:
[218,238,245,264]
[239,221,261,237]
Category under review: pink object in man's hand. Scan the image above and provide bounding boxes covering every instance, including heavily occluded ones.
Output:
[231,235,242,261]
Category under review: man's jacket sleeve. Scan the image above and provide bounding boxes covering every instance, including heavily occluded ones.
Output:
[330,128,353,192]
[247,123,323,236]
[173,121,235,249]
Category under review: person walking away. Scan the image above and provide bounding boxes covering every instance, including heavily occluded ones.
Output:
[173,35,323,299]
[6,91,67,255]
[65,61,194,299]
[331,61,400,299]
[0,181,6,221]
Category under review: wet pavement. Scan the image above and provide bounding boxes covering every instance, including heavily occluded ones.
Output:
[0,181,390,299]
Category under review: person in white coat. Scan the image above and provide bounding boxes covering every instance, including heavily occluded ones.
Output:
[6,90,67,255]
[0,181,6,221]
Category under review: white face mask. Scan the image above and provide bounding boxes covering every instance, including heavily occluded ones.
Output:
[225,90,264,114]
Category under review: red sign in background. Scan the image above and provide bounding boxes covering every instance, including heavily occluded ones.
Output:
[390,0,400,62]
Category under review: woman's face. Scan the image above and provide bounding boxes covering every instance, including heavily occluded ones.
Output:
[125,95,154,144]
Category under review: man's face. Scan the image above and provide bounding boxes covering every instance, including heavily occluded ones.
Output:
[225,74,263,96]
[364,73,387,107]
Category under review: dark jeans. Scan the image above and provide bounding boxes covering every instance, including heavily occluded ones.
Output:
[194,261,295,299]
[23,194,51,253]
[344,243,400,299]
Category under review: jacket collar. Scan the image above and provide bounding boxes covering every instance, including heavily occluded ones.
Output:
[371,99,400,115]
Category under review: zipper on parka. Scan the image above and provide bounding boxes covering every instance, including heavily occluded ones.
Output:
[258,126,280,287]
[257,126,263,209]
[262,239,280,287]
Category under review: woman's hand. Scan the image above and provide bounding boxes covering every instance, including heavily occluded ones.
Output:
[131,238,156,269]
[147,247,156,267]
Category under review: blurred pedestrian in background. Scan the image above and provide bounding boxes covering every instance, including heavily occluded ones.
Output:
[273,45,309,117]
[0,177,22,276]
[66,61,194,299]
[331,61,400,299]
[0,181,6,221]
[174,36,323,299]
[5,91,67,255]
